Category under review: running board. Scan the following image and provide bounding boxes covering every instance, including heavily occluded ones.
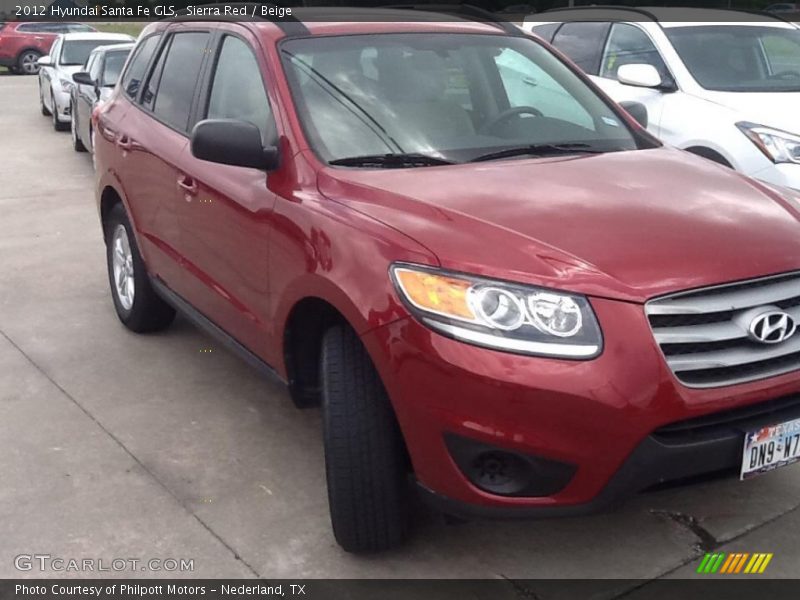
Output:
[150,277,287,386]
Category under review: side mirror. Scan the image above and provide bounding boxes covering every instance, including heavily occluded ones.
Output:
[619,101,649,129]
[617,64,662,89]
[72,71,94,86]
[37,55,53,67]
[190,119,279,171]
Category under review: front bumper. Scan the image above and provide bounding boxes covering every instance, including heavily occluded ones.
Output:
[361,296,800,516]
[52,85,72,123]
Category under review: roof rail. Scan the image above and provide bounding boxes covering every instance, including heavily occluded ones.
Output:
[385,3,523,35]
[170,3,309,36]
[540,5,659,22]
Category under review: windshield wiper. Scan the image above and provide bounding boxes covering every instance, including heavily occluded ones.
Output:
[328,153,454,168]
[469,143,610,163]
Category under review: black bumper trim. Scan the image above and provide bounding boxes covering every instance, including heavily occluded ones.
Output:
[420,397,800,520]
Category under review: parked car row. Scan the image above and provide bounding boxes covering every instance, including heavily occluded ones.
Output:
[30,8,800,554]
[37,32,134,134]
[524,7,800,190]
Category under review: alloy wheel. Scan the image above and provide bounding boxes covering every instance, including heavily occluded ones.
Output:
[111,225,135,311]
[20,51,40,75]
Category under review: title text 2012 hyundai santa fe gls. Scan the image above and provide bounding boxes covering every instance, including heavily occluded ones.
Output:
[94,13,800,552]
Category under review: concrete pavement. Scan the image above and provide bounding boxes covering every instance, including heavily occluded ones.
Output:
[0,73,797,586]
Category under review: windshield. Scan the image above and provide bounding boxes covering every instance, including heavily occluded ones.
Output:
[280,33,648,165]
[666,25,800,92]
[102,50,130,86]
[61,40,124,66]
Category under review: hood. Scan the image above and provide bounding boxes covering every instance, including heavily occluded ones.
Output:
[702,90,800,134]
[318,147,800,303]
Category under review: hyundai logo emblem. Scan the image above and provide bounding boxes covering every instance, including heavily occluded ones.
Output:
[748,311,796,344]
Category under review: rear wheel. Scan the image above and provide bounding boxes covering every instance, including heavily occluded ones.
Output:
[321,325,411,553]
[52,92,68,131]
[17,50,41,75]
[71,103,86,152]
[105,204,175,333]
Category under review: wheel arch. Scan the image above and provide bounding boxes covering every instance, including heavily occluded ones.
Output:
[683,145,735,169]
[282,296,351,408]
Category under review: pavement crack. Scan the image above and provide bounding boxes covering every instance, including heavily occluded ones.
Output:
[500,575,543,600]
[650,509,718,552]
[0,328,262,578]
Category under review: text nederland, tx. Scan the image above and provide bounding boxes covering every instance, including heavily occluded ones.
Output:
[15,584,307,596]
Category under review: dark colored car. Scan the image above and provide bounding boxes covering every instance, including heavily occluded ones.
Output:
[70,43,134,154]
[0,21,94,74]
[94,12,800,553]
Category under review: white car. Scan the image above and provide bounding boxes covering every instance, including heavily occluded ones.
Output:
[524,8,800,190]
[37,32,134,131]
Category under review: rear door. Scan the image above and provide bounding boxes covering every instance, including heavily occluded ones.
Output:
[174,27,278,356]
[118,27,212,295]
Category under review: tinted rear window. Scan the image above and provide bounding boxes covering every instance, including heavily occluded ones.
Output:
[551,22,611,75]
[151,32,210,132]
[121,34,161,100]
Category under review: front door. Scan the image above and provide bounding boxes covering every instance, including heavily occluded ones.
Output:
[175,30,278,357]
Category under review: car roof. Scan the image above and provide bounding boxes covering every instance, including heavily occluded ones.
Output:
[153,7,516,41]
[91,42,136,54]
[59,32,135,42]
[536,6,796,28]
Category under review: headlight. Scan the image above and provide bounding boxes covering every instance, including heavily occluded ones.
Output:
[737,122,800,165]
[59,78,74,93]
[390,264,602,358]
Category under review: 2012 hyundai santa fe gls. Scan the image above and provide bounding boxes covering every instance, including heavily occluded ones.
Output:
[94,13,800,553]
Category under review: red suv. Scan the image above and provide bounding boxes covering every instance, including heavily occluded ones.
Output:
[95,12,800,553]
[0,21,94,74]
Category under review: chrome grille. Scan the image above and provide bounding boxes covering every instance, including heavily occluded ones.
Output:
[645,272,800,388]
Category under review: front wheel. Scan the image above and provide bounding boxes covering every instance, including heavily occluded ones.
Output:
[321,325,411,553]
[105,204,175,333]
[52,92,68,131]
[71,103,86,152]
[39,82,50,116]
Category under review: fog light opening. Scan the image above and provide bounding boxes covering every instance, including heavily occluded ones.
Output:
[469,451,532,496]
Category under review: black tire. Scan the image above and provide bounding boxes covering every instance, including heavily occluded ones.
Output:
[321,325,410,553]
[16,49,41,75]
[52,92,68,131]
[71,103,87,152]
[105,204,175,333]
[39,83,51,116]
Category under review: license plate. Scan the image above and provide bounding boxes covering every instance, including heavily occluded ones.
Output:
[741,417,800,480]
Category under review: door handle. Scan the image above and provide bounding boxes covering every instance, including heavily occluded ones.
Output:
[177,175,198,196]
[116,135,134,151]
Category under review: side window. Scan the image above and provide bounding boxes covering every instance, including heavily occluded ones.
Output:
[762,33,800,75]
[551,22,611,75]
[121,34,161,101]
[600,23,670,82]
[206,35,276,144]
[495,48,594,130]
[151,32,210,132]
[89,54,103,81]
[530,23,561,43]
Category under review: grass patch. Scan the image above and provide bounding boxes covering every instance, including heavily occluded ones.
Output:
[91,22,146,38]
